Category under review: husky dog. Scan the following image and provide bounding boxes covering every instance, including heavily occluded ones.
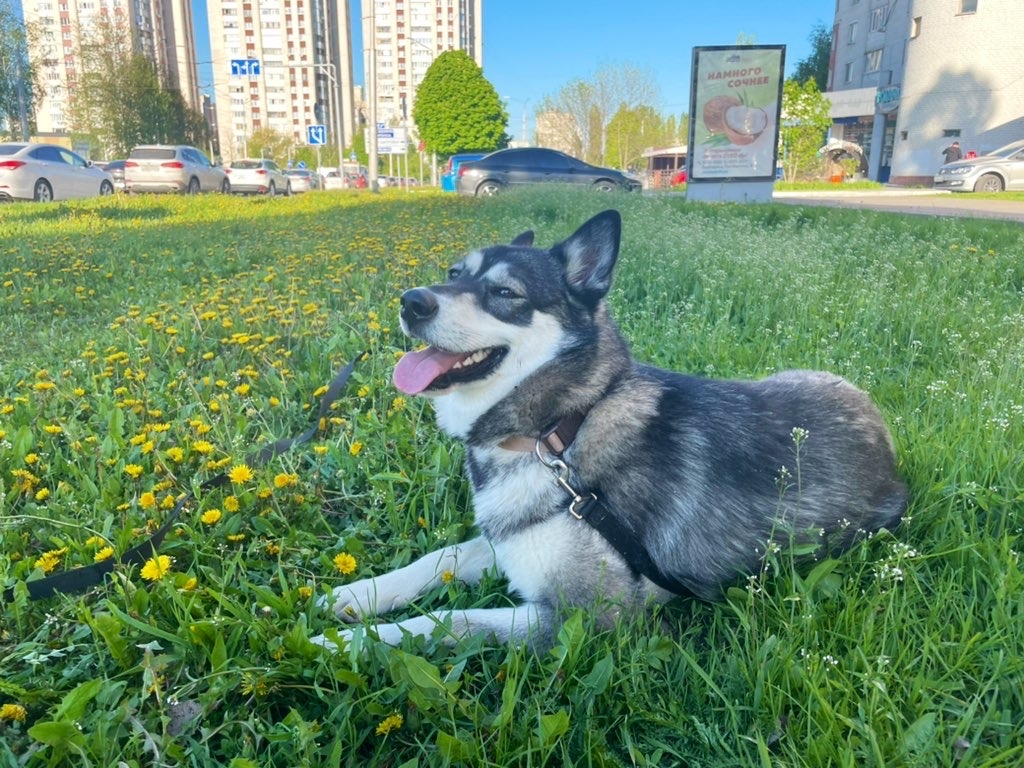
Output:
[315,210,907,649]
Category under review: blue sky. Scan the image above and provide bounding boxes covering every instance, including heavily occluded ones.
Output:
[193,0,833,137]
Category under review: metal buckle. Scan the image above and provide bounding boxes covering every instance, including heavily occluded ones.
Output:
[535,440,596,519]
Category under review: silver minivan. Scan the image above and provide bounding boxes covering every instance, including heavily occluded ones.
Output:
[125,145,230,194]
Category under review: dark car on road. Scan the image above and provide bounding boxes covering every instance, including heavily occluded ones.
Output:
[455,147,642,196]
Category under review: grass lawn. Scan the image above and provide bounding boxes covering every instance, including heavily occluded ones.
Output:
[1,188,1022,766]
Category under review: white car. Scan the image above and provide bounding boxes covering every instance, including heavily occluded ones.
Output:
[226,158,291,196]
[125,145,230,195]
[285,168,322,193]
[0,142,114,202]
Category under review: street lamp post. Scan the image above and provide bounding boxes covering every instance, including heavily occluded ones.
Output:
[407,37,438,185]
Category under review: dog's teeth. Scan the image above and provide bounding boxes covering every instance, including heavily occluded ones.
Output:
[452,349,489,370]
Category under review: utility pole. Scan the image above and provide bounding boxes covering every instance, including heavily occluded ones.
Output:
[365,2,379,192]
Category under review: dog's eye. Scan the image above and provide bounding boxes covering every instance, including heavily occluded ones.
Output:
[447,267,462,281]
[489,286,519,299]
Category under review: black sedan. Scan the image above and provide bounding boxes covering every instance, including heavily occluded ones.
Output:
[455,147,642,196]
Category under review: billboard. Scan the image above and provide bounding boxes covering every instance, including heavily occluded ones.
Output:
[687,45,785,183]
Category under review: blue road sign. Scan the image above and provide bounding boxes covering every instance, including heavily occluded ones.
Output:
[230,59,261,77]
[307,125,327,146]
[297,161,307,169]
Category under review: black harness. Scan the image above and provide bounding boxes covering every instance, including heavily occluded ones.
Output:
[523,418,699,599]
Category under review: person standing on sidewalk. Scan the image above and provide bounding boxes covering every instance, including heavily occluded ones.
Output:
[941,141,963,164]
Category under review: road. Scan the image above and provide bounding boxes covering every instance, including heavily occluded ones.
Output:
[772,189,1024,224]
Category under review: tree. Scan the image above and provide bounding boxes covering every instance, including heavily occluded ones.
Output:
[68,11,207,157]
[538,63,659,165]
[413,50,508,157]
[0,0,38,139]
[792,23,833,92]
[604,104,665,170]
[247,127,293,162]
[779,78,833,181]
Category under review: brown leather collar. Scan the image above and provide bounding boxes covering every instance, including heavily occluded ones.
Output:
[498,411,586,456]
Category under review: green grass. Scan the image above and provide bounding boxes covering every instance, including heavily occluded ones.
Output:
[1,188,1022,766]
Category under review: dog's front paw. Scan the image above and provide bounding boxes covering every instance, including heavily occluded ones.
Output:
[310,623,405,652]
[317,575,411,621]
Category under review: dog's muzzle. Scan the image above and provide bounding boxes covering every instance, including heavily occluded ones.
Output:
[400,288,438,327]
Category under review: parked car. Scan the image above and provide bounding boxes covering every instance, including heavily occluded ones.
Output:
[455,148,642,196]
[0,142,114,202]
[933,139,1024,192]
[100,159,127,192]
[441,152,485,191]
[226,158,291,196]
[322,170,346,191]
[285,168,322,193]
[124,145,229,194]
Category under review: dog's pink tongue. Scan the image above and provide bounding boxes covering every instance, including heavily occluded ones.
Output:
[393,347,464,395]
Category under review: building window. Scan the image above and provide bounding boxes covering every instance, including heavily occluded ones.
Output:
[910,16,922,38]
[848,21,858,43]
[844,61,854,83]
[865,48,882,73]
[899,131,908,140]
[958,0,977,13]
[942,129,961,138]
[870,6,888,31]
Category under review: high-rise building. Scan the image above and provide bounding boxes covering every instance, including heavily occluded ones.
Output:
[22,0,200,137]
[206,0,355,162]
[361,0,482,130]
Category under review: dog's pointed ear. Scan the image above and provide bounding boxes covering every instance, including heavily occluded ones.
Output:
[554,210,621,305]
[511,230,535,247]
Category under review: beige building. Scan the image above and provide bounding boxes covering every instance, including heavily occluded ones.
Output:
[206,0,356,162]
[827,0,1024,184]
[23,0,200,137]
[361,0,482,131]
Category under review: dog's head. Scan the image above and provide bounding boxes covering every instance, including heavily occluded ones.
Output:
[392,210,622,408]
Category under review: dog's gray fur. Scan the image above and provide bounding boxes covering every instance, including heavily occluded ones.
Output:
[313,210,907,650]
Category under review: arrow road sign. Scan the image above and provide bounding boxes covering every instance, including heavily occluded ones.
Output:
[307,125,327,146]
[230,59,261,77]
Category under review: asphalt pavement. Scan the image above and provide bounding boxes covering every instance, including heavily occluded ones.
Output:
[771,188,1024,223]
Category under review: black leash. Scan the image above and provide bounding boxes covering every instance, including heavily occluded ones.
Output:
[2,354,362,604]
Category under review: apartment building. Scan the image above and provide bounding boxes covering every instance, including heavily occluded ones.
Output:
[206,0,355,162]
[361,0,482,131]
[827,0,1024,184]
[23,0,200,136]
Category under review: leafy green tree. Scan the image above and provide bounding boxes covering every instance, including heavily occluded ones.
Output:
[69,13,206,157]
[247,127,293,162]
[780,78,833,181]
[792,23,833,92]
[604,104,664,170]
[413,50,508,157]
[0,0,38,139]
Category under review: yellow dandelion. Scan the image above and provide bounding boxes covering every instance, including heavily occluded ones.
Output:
[357,385,370,398]
[226,533,246,543]
[349,441,364,457]
[0,703,27,722]
[313,445,328,456]
[264,541,281,556]
[43,424,62,435]
[375,713,404,736]
[192,440,214,455]
[34,488,50,502]
[160,494,177,510]
[124,464,144,479]
[223,495,240,512]
[140,440,154,455]
[139,491,157,509]
[441,570,455,584]
[140,555,173,581]
[273,472,298,489]
[228,464,253,484]
[201,508,222,525]
[298,586,313,599]
[94,546,114,562]
[24,453,38,465]
[165,447,184,463]
[33,547,68,574]
[333,552,357,575]
[182,577,199,591]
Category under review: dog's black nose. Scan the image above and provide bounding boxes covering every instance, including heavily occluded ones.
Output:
[400,288,439,323]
